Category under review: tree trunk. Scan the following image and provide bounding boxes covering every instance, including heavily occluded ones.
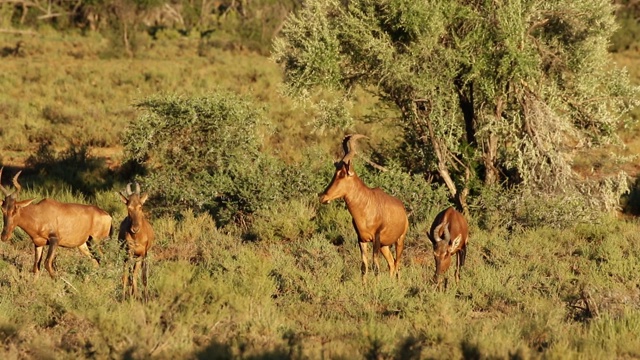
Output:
[413,103,469,213]
[482,96,504,185]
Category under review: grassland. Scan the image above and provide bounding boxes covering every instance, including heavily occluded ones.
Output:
[1,30,640,359]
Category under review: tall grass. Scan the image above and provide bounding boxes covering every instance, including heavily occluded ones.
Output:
[1,193,640,358]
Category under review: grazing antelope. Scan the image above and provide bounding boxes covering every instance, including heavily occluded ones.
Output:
[0,168,112,278]
[428,207,469,290]
[118,182,154,301]
[320,134,408,279]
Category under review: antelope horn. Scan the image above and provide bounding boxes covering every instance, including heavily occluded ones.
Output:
[126,183,133,196]
[0,167,10,196]
[341,134,368,164]
[11,170,22,195]
[135,182,141,194]
[434,221,450,243]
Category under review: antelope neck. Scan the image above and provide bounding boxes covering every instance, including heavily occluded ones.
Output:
[342,176,374,210]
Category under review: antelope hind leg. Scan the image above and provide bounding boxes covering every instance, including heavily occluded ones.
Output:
[358,242,369,279]
[44,236,59,278]
[379,246,395,278]
[372,237,382,276]
[78,243,99,268]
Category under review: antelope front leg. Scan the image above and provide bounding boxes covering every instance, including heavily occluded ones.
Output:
[122,256,131,300]
[454,252,461,284]
[132,258,142,299]
[142,257,149,303]
[33,245,43,276]
[358,242,369,279]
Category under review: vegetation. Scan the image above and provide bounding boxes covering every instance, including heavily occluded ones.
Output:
[0,0,640,358]
[273,0,640,214]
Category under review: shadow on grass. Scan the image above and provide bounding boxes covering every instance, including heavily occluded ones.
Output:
[194,340,293,360]
[1,142,144,198]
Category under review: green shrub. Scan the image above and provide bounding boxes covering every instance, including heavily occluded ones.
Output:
[473,186,613,231]
[123,92,332,226]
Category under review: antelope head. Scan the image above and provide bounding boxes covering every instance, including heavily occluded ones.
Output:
[319,134,368,204]
[119,182,148,235]
[432,221,462,285]
[0,168,34,242]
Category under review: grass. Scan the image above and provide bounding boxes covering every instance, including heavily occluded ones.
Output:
[1,207,640,358]
[1,29,640,359]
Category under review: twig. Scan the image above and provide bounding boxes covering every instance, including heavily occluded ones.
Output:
[358,155,388,172]
[60,277,79,294]
[0,28,37,35]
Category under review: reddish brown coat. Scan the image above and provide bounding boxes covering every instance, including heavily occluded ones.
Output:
[1,169,111,278]
[428,206,469,289]
[118,183,154,301]
[320,135,408,278]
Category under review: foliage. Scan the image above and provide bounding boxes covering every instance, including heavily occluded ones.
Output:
[122,92,331,226]
[272,0,640,213]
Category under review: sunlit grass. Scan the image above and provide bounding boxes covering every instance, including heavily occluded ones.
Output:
[1,31,640,359]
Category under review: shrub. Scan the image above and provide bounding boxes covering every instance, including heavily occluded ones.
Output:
[123,92,331,226]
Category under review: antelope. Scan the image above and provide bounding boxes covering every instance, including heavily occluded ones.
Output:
[319,134,408,279]
[428,207,469,290]
[0,168,112,278]
[118,182,154,301]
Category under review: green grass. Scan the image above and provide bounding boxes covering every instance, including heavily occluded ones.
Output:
[1,30,640,359]
[1,200,640,358]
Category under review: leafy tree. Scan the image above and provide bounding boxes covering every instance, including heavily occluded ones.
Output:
[272,0,639,213]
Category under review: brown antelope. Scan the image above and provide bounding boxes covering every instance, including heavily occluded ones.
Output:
[118,182,154,301]
[428,206,469,290]
[320,134,408,279]
[0,168,112,278]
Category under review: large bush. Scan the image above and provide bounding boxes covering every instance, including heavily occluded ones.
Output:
[122,91,330,226]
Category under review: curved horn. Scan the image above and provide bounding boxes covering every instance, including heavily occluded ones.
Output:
[0,167,10,196]
[341,134,368,164]
[126,183,133,196]
[11,171,22,195]
[135,182,141,194]
[433,221,450,243]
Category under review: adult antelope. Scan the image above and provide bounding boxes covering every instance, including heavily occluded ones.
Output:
[118,182,154,301]
[319,134,408,279]
[0,168,112,278]
[428,206,469,290]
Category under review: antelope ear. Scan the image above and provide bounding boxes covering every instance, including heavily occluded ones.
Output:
[449,234,462,251]
[118,192,128,204]
[17,198,35,208]
[140,193,149,204]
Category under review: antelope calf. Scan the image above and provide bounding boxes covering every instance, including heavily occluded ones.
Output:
[428,207,469,290]
[118,182,154,301]
[0,168,112,278]
[320,134,408,279]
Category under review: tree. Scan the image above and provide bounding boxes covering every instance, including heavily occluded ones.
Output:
[272,0,638,213]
